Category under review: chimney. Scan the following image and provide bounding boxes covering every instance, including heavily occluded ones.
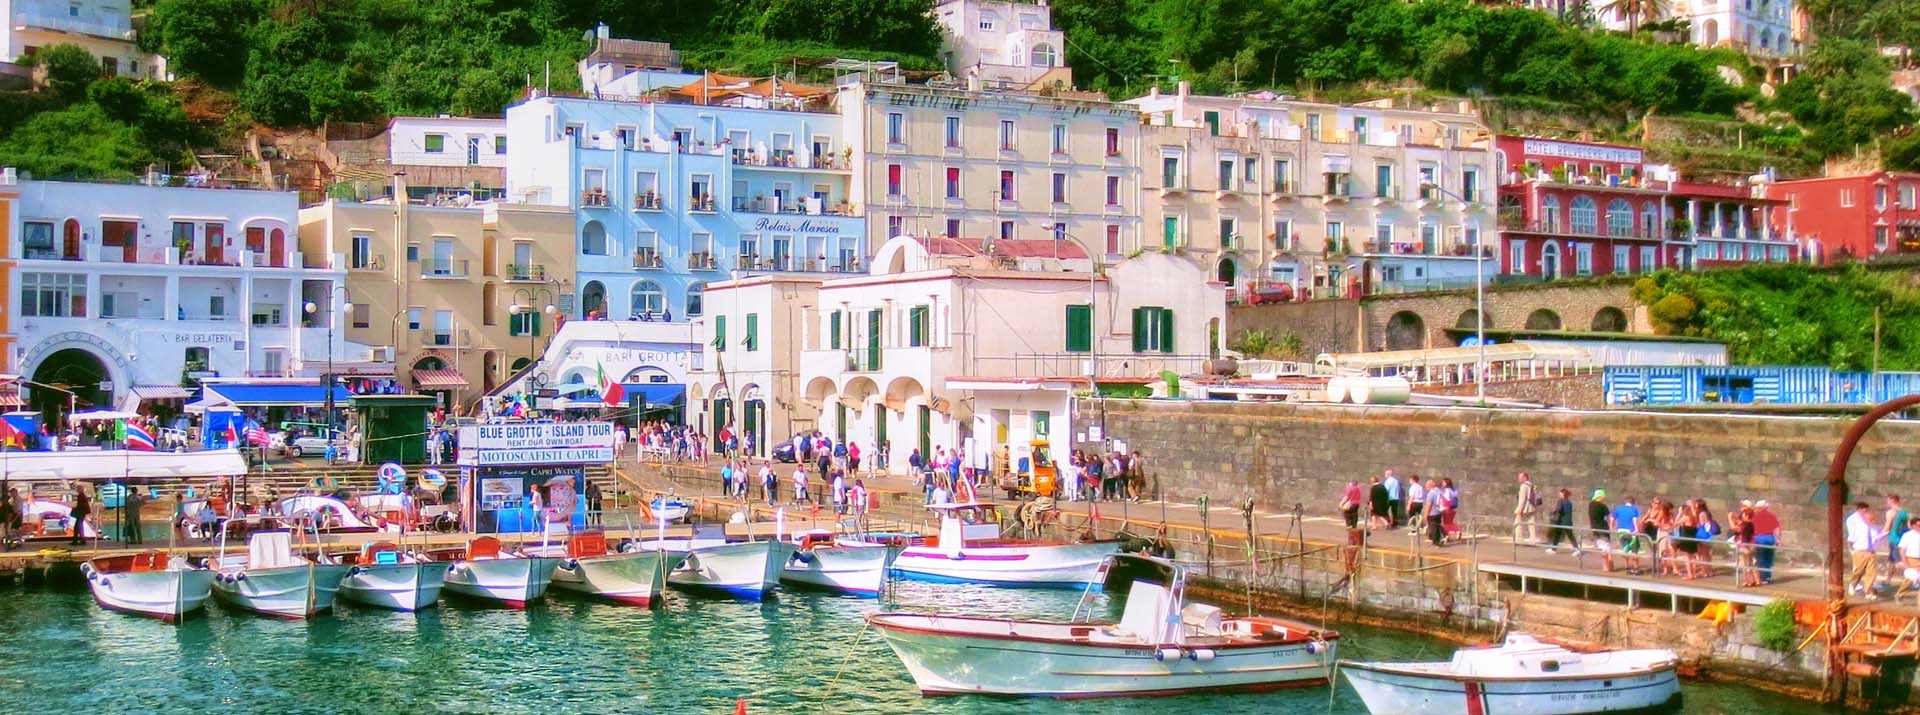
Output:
[1148,86,1159,98]
[1177,81,1191,97]
[596,23,610,40]
[391,172,409,202]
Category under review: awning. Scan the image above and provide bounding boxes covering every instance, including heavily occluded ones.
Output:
[413,369,470,390]
[203,383,353,407]
[0,391,22,408]
[131,385,193,401]
[623,383,687,408]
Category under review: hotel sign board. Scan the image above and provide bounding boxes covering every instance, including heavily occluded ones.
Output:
[1521,139,1642,165]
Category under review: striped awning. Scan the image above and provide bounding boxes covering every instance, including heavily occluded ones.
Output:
[131,385,194,401]
[0,391,22,408]
[412,369,469,389]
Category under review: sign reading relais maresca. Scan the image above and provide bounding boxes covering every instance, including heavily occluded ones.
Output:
[457,421,617,466]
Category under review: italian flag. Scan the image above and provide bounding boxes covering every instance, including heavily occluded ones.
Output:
[598,360,625,407]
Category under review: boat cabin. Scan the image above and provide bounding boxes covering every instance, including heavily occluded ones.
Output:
[929,502,1004,549]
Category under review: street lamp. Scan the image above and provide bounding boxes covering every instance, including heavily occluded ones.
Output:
[1421,181,1487,405]
[510,298,558,368]
[305,292,353,439]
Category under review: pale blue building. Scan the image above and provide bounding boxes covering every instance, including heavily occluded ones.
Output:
[503,94,866,322]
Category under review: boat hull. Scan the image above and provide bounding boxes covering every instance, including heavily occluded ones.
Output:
[781,545,894,597]
[871,617,1335,697]
[1340,662,1684,715]
[83,566,215,622]
[665,541,796,599]
[338,562,447,611]
[893,541,1120,587]
[443,557,562,608]
[551,550,685,607]
[211,563,350,619]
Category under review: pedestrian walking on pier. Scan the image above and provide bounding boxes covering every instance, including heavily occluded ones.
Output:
[1751,500,1780,585]
[1898,517,1920,605]
[1732,505,1759,587]
[1405,477,1427,535]
[1610,495,1644,574]
[1339,480,1363,530]
[68,485,92,545]
[1589,490,1615,572]
[1846,502,1884,598]
[1383,470,1403,528]
[1513,472,1540,544]
[1546,488,1575,554]
[1885,495,1910,572]
[1368,476,1391,531]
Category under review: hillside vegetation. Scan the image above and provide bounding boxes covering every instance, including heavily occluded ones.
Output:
[1632,263,1920,370]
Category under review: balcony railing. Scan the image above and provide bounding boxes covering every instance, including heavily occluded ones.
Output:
[632,250,663,269]
[688,252,717,270]
[506,263,546,281]
[13,11,133,39]
[689,194,716,213]
[422,258,469,278]
[580,190,610,208]
[633,192,661,210]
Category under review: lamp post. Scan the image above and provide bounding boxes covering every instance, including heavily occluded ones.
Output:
[305,290,353,440]
[510,288,558,369]
[1422,182,1486,404]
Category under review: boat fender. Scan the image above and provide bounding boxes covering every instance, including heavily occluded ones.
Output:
[347,567,363,577]
[1155,648,1184,662]
[235,573,247,581]
[565,559,580,571]
[1188,649,1217,662]
[1305,641,1319,654]
[791,552,816,565]
[951,552,966,561]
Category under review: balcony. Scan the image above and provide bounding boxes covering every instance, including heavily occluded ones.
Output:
[506,263,546,282]
[632,249,663,269]
[735,254,761,270]
[421,258,469,279]
[689,194,716,213]
[580,189,610,208]
[13,11,134,40]
[633,192,662,211]
[732,195,808,215]
[688,252,718,271]
[728,150,843,172]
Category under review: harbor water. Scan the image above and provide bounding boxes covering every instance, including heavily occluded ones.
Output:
[0,578,1820,714]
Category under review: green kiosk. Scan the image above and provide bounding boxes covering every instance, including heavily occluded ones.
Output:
[350,394,438,465]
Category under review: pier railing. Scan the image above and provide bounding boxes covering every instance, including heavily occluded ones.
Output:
[1462,515,1830,593]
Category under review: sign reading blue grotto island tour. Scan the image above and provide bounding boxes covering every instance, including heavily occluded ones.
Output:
[456,421,615,533]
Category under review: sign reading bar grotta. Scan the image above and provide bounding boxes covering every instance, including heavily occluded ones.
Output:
[457,421,617,466]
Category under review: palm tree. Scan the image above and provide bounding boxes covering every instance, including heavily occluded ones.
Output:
[1600,0,1672,33]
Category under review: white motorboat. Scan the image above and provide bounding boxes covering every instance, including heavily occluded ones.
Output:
[210,531,350,619]
[892,503,1119,587]
[81,551,215,622]
[274,495,380,532]
[779,529,894,597]
[330,541,446,611]
[650,496,692,523]
[530,531,685,607]
[432,536,563,608]
[1339,633,1682,715]
[648,527,795,600]
[869,555,1338,697]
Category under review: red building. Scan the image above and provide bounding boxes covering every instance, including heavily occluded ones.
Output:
[1766,171,1920,263]
[1494,136,1795,277]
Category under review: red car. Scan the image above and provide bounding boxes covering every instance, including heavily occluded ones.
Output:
[1243,282,1296,304]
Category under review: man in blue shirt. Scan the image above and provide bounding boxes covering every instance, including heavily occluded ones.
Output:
[1382,470,1403,528]
[1610,496,1645,574]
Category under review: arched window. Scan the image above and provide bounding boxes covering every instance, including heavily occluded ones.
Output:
[630,280,664,316]
[1030,44,1058,68]
[582,220,607,255]
[1570,196,1598,235]
[1541,196,1561,231]
[1703,19,1720,45]
[685,282,705,316]
[1606,199,1632,237]
[1641,202,1659,238]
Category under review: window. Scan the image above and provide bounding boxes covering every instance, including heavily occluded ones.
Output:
[887,216,904,239]
[1570,196,1598,235]
[22,221,54,259]
[945,167,961,199]
[1031,44,1058,67]
[1606,199,1632,237]
[944,116,961,148]
[430,238,455,275]
[406,307,424,331]
[1051,222,1068,241]
[1374,223,1392,252]
[1105,127,1120,157]
[1511,240,1528,275]
[1641,203,1659,238]
[1542,197,1561,231]
[887,164,904,197]
[19,273,85,317]
[1051,124,1067,154]
[405,243,420,263]
[1163,216,1180,249]
[1273,159,1291,192]
[686,283,705,316]
[1220,217,1237,249]
[1000,221,1014,240]
[184,348,209,373]
[1243,157,1258,191]
[1575,243,1593,275]
[887,113,905,144]
[1877,226,1891,251]
[945,219,961,237]
[1106,176,1121,206]
[1065,304,1093,352]
[509,309,541,337]
[352,303,371,328]
[1841,189,1855,207]
[1051,173,1067,204]
[829,310,843,349]
[1306,113,1321,141]
[1876,186,1888,209]
[1641,245,1658,270]
[979,11,997,30]
[1105,224,1122,254]
[1374,163,1394,198]
[1218,159,1234,190]
[1462,167,1480,203]
[1000,170,1015,200]
[999,120,1016,150]
[1275,219,1294,250]
[1614,245,1630,274]
[907,305,929,347]
[494,135,507,154]
[432,311,453,345]
[631,280,664,316]
[1326,221,1344,250]
[745,313,760,351]
[713,314,728,353]
[1161,154,1181,188]
[424,134,446,153]
[1902,183,1917,209]
[350,233,372,269]
[1131,307,1175,353]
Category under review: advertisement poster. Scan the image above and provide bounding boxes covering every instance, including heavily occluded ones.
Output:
[473,465,586,533]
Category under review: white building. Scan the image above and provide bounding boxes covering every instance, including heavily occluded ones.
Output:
[1537,0,1799,57]
[932,0,1072,89]
[1,0,165,78]
[387,117,508,170]
[498,318,703,420]
[689,235,1224,469]
[3,175,379,418]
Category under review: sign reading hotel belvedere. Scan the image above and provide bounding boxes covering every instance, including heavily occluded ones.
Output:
[1521,139,1643,165]
[749,217,846,235]
[457,421,616,466]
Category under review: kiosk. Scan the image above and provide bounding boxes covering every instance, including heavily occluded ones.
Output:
[456,421,615,534]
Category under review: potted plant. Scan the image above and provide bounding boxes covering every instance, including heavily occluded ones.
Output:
[1550,165,1570,183]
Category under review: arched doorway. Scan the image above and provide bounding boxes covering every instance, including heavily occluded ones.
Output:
[1525,309,1562,331]
[482,350,500,393]
[31,348,110,424]
[580,280,606,317]
[1385,311,1426,351]
[1455,309,1488,331]
[1590,307,1627,332]
[1540,242,1561,279]
[1216,258,1238,287]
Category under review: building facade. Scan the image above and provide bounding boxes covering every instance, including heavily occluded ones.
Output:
[299,177,576,407]
[7,177,374,418]
[1128,85,1496,298]
[1767,171,1920,262]
[931,0,1072,89]
[504,95,866,324]
[1496,136,1682,278]
[1,0,164,79]
[839,80,1141,270]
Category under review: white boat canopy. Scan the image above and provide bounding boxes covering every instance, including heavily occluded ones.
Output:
[68,409,140,422]
[1315,341,1596,385]
[0,448,249,482]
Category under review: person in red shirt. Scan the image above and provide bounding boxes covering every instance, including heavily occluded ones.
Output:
[1339,480,1364,529]
[1750,500,1781,585]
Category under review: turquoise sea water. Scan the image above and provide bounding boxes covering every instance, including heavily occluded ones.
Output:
[0,578,1821,715]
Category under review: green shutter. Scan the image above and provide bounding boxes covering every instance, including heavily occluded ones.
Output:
[532,313,541,337]
[866,309,882,370]
[1131,307,1147,352]
[829,311,842,349]
[745,313,759,351]
[1159,308,1176,353]
[909,305,928,347]
[714,315,727,351]
[1065,304,1091,353]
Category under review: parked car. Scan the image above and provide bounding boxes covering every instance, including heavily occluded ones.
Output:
[1243,282,1296,305]
[771,441,797,463]
[288,435,345,458]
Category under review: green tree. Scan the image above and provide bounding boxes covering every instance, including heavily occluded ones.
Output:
[146,0,258,86]
[27,44,100,104]
[1773,40,1916,156]
[0,104,154,180]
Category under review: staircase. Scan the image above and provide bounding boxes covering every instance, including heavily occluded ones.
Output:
[1833,608,1920,709]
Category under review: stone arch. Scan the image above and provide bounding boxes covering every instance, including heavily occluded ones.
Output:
[1525,308,1563,331]
[883,376,926,413]
[1455,309,1488,331]
[30,347,112,417]
[580,280,606,316]
[803,376,837,408]
[1384,311,1426,351]
[842,376,880,412]
[1590,306,1627,332]
[1216,257,1238,286]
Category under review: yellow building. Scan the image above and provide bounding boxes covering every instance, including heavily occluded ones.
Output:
[297,177,575,408]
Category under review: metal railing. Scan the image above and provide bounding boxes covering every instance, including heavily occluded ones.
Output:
[965,353,1213,379]
[1462,514,1827,588]
[506,263,546,281]
[421,258,469,278]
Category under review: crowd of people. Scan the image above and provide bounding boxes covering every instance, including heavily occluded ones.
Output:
[1056,450,1150,503]
[1339,470,1465,548]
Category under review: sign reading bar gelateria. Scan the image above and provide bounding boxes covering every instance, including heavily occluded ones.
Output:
[457,421,616,466]
[749,217,847,235]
